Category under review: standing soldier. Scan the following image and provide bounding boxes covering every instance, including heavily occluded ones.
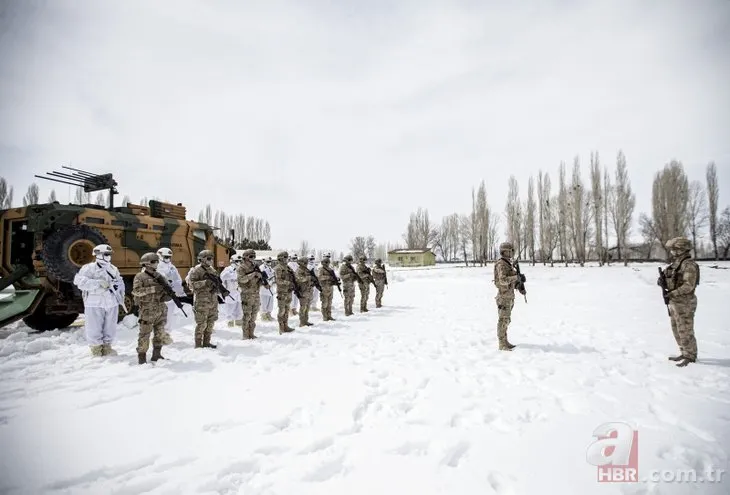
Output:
[288,254,300,316]
[295,256,315,327]
[658,237,700,367]
[186,249,220,348]
[339,254,359,316]
[273,251,297,334]
[155,247,185,344]
[355,255,373,313]
[371,258,387,308]
[219,253,243,327]
[493,242,525,351]
[73,244,125,357]
[237,249,266,339]
[132,253,170,364]
[259,257,276,321]
[308,254,320,312]
[317,256,340,321]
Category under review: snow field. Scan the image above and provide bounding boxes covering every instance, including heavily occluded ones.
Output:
[0,262,728,494]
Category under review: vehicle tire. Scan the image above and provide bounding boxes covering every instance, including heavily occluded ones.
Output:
[23,311,79,332]
[43,225,108,283]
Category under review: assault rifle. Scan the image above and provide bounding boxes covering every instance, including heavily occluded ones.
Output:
[657,267,671,316]
[151,272,188,317]
[99,263,128,313]
[203,270,235,302]
[323,266,343,297]
[248,264,273,295]
[286,265,302,298]
[308,268,323,292]
[345,262,363,284]
[514,260,527,303]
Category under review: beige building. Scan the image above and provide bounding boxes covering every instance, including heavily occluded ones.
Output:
[387,249,436,267]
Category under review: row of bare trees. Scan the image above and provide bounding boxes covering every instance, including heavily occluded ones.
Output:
[399,152,729,264]
[197,205,271,248]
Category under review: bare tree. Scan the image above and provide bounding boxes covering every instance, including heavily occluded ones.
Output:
[706,162,719,260]
[589,152,604,265]
[402,207,438,249]
[525,176,536,264]
[651,160,689,255]
[48,189,57,203]
[718,206,730,260]
[22,183,40,206]
[610,151,635,266]
[198,204,213,224]
[546,195,560,266]
[568,157,592,266]
[686,180,708,256]
[458,214,472,264]
[350,236,367,258]
[505,175,523,257]
[557,161,569,265]
[74,187,91,205]
[299,240,310,257]
[434,213,460,261]
[603,165,612,264]
[639,213,659,259]
[0,178,12,208]
[538,172,553,264]
[366,235,376,259]
[121,195,130,206]
[472,181,491,263]
[95,191,107,207]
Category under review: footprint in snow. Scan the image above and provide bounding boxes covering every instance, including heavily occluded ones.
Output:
[298,436,335,454]
[301,454,349,482]
[487,471,518,494]
[440,441,470,468]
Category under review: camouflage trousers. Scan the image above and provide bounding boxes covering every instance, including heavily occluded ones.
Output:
[193,296,218,342]
[241,290,260,339]
[298,293,312,326]
[277,290,293,329]
[374,281,385,307]
[343,283,355,315]
[358,282,370,311]
[320,285,334,320]
[496,295,514,346]
[137,303,167,354]
[669,296,698,360]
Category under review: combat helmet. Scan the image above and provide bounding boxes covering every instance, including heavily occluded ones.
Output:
[667,237,692,254]
[198,249,214,264]
[344,254,353,262]
[277,251,289,261]
[140,252,159,268]
[499,242,514,256]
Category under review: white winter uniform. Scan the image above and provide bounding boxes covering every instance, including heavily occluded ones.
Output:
[288,261,299,309]
[155,260,186,331]
[259,263,275,313]
[220,263,243,321]
[308,259,320,304]
[73,260,125,346]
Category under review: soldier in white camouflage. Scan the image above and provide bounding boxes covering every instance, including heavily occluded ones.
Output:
[186,249,220,348]
[339,255,358,316]
[355,255,373,312]
[132,252,171,364]
[493,242,525,351]
[658,236,700,367]
[273,251,296,334]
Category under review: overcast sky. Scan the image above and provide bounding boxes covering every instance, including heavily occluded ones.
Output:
[1,0,729,253]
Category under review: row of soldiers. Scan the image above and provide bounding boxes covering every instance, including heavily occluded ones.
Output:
[73,245,388,364]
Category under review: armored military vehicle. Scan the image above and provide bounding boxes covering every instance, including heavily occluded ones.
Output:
[0,166,233,331]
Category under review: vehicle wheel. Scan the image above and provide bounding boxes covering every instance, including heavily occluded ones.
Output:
[42,225,108,283]
[23,311,79,332]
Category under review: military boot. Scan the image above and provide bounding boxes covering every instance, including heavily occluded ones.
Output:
[138,352,147,364]
[668,355,684,361]
[676,356,696,367]
[498,342,513,351]
[202,333,217,348]
[101,344,118,356]
[151,346,165,361]
[90,345,104,357]
[505,339,516,349]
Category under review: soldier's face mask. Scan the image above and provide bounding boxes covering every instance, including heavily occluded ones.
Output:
[161,255,171,263]
[97,253,112,263]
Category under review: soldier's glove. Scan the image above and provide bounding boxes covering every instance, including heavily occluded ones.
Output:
[519,287,527,295]
[519,274,526,283]
[656,276,663,286]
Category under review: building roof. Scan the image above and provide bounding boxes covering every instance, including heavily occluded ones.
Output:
[388,249,433,254]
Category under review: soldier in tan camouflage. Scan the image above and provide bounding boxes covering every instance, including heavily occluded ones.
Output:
[237,248,265,339]
[273,251,296,334]
[339,254,358,316]
[355,255,373,312]
[295,257,315,327]
[658,236,700,367]
[317,257,339,321]
[186,249,220,348]
[371,258,387,308]
[132,252,171,364]
[493,242,525,350]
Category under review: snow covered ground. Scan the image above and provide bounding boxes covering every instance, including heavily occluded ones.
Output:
[0,262,728,494]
